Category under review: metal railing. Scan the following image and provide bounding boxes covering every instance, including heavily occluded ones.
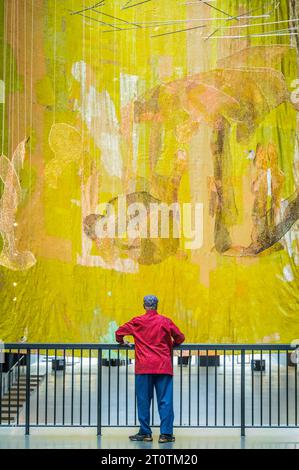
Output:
[0,343,298,436]
[1,353,25,396]
[0,351,26,426]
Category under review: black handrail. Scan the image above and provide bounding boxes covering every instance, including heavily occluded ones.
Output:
[0,343,297,436]
[2,343,296,350]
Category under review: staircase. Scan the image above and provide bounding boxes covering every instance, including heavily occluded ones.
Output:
[0,375,43,424]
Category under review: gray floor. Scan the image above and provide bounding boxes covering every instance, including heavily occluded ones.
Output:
[1,427,299,449]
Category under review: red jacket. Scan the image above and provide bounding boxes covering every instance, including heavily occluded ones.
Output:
[115,310,185,375]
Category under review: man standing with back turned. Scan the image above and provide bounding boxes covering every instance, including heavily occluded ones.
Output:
[115,295,185,443]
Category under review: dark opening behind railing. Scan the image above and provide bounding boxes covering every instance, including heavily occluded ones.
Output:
[0,343,297,436]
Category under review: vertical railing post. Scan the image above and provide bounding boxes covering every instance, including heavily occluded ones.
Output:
[240,349,246,437]
[25,350,31,435]
[97,348,102,436]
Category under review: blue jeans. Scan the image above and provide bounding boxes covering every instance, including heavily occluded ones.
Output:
[135,374,174,436]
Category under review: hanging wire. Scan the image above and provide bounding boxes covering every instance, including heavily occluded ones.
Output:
[89,0,92,193]
[1,0,8,155]
[12,0,16,157]
[113,0,116,192]
[219,18,299,31]
[82,0,85,236]
[8,0,13,158]
[53,0,57,125]
[98,0,102,212]
[102,15,273,27]
[24,0,27,141]
[203,30,298,40]
[29,0,34,251]
[17,0,20,152]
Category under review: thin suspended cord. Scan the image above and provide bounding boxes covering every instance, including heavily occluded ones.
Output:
[89,0,91,181]
[13,0,17,154]
[113,0,115,187]
[12,2,17,315]
[24,0,27,142]
[12,0,16,158]
[143,4,147,194]
[29,0,34,251]
[30,0,34,153]
[13,0,16,154]
[98,0,102,205]
[135,2,138,182]
[106,14,271,26]
[95,0,98,186]
[15,0,20,184]
[8,0,13,157]
[17,0,19,152]
[82,0,85,227]
[1,0,8,154]
[220,17,299,31]
[8,0,12,157]
[203,30,298,40]
[53,0,57,124]
[82,0,85,141]
[100,15,273,33]
[23,0,28,247]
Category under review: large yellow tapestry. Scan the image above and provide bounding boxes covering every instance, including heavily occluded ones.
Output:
[0,0,298,343]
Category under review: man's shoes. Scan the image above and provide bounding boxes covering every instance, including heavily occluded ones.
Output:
[129,432,153,442]
[158,434,175,443]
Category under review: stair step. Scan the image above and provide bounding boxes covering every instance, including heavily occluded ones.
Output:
[1,401,25,410]
[12,384,38,388]
[1,397,25,401]
[1,408,22,413]
[15,380,37,384]
[1,377,41,403]
[10,387,35,391]
[2,394,26,399]
[3,398,27,403]
[2,393,27,398]
[17,378,42,384]
[1,402,23,407]
[8,393,34,397]
[11,383,36,387]
[17,384,40,388]
[1,400,26,405]
[18,377,41,381]
[19,376,43,379]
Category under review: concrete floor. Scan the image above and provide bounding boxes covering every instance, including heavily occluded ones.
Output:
[1,427,299,449]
